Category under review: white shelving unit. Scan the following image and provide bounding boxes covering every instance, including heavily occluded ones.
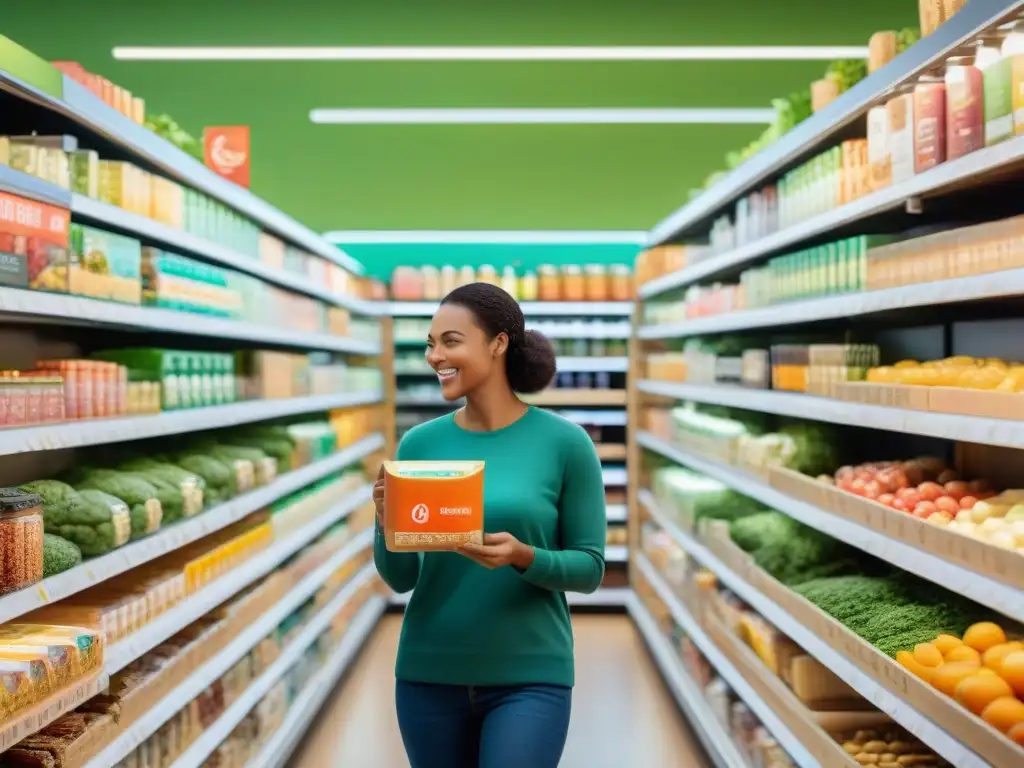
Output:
[0,54,393,765]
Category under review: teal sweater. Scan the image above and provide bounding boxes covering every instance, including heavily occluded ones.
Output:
[374,406,607,687]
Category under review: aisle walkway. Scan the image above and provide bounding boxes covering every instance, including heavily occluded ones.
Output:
[291,612,709,767]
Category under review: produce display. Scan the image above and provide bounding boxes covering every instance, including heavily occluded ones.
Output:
[389,263,633,302]
[866,356,1024,392]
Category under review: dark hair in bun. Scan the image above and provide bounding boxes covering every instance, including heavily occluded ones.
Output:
[441,282,556,394]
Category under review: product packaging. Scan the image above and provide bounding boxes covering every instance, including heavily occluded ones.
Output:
[382,461,485,551]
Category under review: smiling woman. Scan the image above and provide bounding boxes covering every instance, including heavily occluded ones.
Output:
[373,281,607,767]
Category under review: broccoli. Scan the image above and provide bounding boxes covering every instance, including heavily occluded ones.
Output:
[42,534,82,577]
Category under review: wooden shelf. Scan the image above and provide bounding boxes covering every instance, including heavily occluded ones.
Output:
[596,443,627,460]
[524,389,627,407]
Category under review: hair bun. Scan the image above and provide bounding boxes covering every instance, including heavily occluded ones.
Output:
[506,329,557,394]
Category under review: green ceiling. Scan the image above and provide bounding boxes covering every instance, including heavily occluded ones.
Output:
[2,0,916,233]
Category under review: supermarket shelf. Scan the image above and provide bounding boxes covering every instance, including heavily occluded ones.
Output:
[71,194,377,315]
[386,301,633,317]
[561,409,628,427]
[169,566,380,768]
[606,545,628,562]
[0,286,381,353]
[637,431,1024,623]
[638,268,1024,339]
[525,389,627,407]
[244,595,387,768]
[643,134,1024,299]
[638,378,1024,451]
[0,65,363,273]
[0,434,383,625]
[389,587,631,608]
[645,0,1022,249]
[537,322,632,340]
[639,491,990,768]
[632,555,817,768]
[556,356,629,373]
[83,532,376,768]
[602,467,628,486]
[0,673,109,754]
[625,593,748,768]
[103,483,373,674]
[596,443,628,461]
[0,163,71,207]
[396,357,630,376]
[0,390,383,457]
[606,503,628,522]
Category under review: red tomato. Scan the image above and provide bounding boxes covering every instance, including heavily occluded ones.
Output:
[935,496,960,514]
[914,501,938,517]
[959,496,979,510]
[877,493,895,507]
[917,482,944,501]
[892,498,909,512]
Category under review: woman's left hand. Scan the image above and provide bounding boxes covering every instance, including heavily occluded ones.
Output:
[458,532,535,570]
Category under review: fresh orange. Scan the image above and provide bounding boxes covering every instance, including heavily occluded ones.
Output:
[1008,722,1024,747]
[999,651,1024,697]
[897,651,935,684]
[955,673,1014,715]
[945,645,982,665]
[981,697,1024,734]
[931,662,984,697]
[934,634,964,656]
[983,642,1024,671]
[963,622,1008,653]
[913,642,944,668]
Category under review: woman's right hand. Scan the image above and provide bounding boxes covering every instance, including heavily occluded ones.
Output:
[373,464,385,527]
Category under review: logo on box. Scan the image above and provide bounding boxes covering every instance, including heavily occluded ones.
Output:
[411,503,430,524]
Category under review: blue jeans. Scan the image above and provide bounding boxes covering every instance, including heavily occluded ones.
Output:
[395,680,572,768]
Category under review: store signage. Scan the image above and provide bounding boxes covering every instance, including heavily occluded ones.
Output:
[203,125,251,188]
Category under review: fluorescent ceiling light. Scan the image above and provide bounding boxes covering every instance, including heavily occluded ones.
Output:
[112,45,867,62]
[309,107,774,125]
[322,231,648,245]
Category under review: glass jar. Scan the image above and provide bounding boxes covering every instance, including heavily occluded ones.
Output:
[421,266,441,300]
[500,267,519,298]
[440,265,457,296]
[520,271,539,301]
[538,266,560,301]
[584,264,609,301]
[610,265,633,301]
[0,489,44,594]
[562,265,585,302]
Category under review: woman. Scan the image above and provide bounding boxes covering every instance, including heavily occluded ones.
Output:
[373,282,607,768]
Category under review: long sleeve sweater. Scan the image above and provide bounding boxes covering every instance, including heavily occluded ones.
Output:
[374,406,607,687]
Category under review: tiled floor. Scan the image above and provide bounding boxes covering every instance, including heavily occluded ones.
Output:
[291,613,710,767]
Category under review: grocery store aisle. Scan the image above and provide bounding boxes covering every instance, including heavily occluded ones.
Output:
[291,611,709,767]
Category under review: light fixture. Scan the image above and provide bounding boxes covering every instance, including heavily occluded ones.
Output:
[309,107,775,125]
[322,231,649,245]
[112,45,868,62]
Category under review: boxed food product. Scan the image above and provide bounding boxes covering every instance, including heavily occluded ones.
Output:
[383,461,485,551]
[67,225,142,304]
[141,248,240,316]
[0,191,71,292]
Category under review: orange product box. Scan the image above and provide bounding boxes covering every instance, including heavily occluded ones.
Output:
[383,461,485,552]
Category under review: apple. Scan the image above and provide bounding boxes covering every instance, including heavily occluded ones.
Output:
[863,480,883,499]
[935,496,961,515]
[960,495,979,510]
[892,498,910,512]
[877,493,895,507]
[913,501,938,519]
[917,482,944,501]
[927,512,953,526]
[937,469,960,484]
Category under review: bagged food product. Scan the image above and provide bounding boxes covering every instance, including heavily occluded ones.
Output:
[172,454,233,504]
[70,472,162,540]
[382,461,484,552]
[0,657,50,720]
[0,624,102,680]
[19,481,129,557]
[115,460,204,517]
